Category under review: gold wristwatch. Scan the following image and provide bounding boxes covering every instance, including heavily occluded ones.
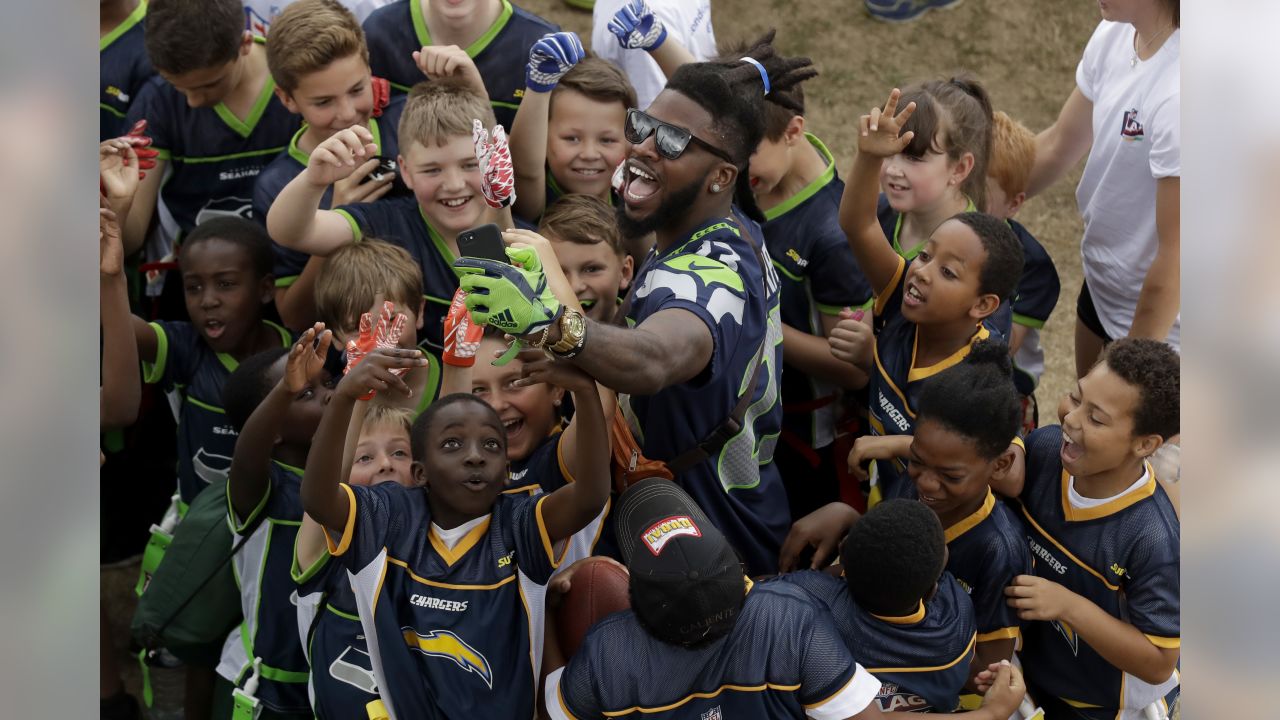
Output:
[548,308,587,357]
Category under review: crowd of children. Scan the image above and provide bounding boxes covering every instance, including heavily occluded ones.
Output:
[100,0,1181,718]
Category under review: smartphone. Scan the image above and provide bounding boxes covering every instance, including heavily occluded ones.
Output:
[361,156,398,184]
[456,224,508,263]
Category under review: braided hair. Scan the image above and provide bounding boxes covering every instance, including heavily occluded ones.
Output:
[664,30,817,222]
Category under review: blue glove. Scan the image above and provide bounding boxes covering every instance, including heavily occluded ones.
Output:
[453,247,564,337]
[526,32,585,93]
[608,0,668,51]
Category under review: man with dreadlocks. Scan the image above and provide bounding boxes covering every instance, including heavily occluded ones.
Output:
[454,31,812,575]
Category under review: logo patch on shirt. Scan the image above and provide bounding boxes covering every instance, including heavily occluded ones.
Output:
[1120,109,1145,142]
[1052,619,1081,656]
[402,629,493,688]
[785,248,809,268]
[700,707,722,720]
[642,515,701,556]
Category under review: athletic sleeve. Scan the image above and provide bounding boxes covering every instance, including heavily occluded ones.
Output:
[642,250,749,383]
[1075,21,1110,102]
[1147,91,1181,179]
[546,661,603,720]
[124,77,176,158]
[505,493,564,585]
[1010,223,1061,328]
[873,256,909,320]
[972,526,1032,642]
[141,320,199,387]
[326,482,409,569]
[799,604,881,720]
[1122,517,1181,649]
[808,225,874,313]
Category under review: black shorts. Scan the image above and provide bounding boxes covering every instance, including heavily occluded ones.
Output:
[1075,280,1114,343]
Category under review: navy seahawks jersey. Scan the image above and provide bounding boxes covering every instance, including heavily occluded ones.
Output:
[142,320,292,504]
[1007,219,1060,395]
[764,134,872,451]
[254,95,407,287]
[216,461,311,713]
[100,1,153,140]
[1018,426,1180,717]
[362,0,558,132]
[621,212,789,576]
[528,172,619,225]
[327,482,562,720]
[124,44,299,237]
[867,255,1005,501]
[546,580,881,720]
[776,569,976,713]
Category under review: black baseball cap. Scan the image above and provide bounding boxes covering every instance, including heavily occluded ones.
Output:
[614,478,746,647]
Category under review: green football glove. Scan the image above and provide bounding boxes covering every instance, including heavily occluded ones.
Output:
[453,246,563,337]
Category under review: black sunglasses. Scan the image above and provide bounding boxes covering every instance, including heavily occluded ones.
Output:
[625,108,737,164]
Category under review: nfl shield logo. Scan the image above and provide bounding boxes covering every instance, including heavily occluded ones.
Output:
[700,707,722,720]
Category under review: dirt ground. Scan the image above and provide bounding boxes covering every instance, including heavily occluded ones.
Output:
[105,1,1104,714]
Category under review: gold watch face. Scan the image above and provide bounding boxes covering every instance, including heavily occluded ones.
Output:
[563,310,586,337]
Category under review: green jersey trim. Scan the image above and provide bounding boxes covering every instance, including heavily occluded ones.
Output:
[286,125,310,166]
[215,320,292,372]
[291,541,330,584]
[275,275,299,288]
[418,204,457,265]
[142,321,169,384]
[186,395,225,414]
[214,42,279,139]
[100,0,147,52]
[771,259,803,283]
[762,133,836,222]
[325,604,361,621]
[101,102,127,119]
[412,0,513,58]
[335,208,363,242]
[491,100,520,111]
[170,146,287,165]
[892,196,977,259]
[1012,312,1046,329]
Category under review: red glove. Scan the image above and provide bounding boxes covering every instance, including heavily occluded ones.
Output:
[371,77,391,118]
[473,119,516,209]
[120,119,160,179]
[443,288,485,367]
[344,301,410,399]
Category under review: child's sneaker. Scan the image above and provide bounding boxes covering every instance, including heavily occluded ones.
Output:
[864,0,963,23]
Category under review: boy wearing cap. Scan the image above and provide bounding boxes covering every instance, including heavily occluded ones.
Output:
[541,479,1027,720]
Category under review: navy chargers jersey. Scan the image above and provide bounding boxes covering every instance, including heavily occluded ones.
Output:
[764,134,872,451]
[546,580,881,720]
[1018,426,1180,718]
[621,213,789,576]
[1007,219,1060,394]
[100,1,153,140]
[124,42,299,237]
[142,320,292,505]
[776,569,976,713]
[254,95,407,288]
[867,255,1005,502]
[363,0,558,132]
[326,482,563,720]
[216,461,311,713]
[506,430,618,562]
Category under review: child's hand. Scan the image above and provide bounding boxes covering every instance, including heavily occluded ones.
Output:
[331,157,395,206]
[99,138,140,203]
[608,0,668,52]
[546,556,628,609]
[858,88,917,159]
[778,502,861,572]
[846,434,901,483]
[828,308,872,370]
[414,45,486,95]
[975,661,1026,717]
[526,31,585,93]
[473,120,516,209]
[100,194,124,276]
[338,347,427,401]
[443,288,484,367]
[513,346,594,393]
[1005,575,1082,623]
[345,299,410,372]
[118,119,160,179]
[305,125,378,188]
[286,323,334,394]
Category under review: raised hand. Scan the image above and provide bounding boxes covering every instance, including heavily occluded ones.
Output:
[370,76,391,117]
[414,45,487,96]
[608,0,668,51]
[454,246,563,338]
[304,125,379,188]
[778,501,860,572]
[344,300,411,399]
[525,31,585,93]
[331,156,395,206]
[443,288,485,367]
[473,119,516,209]
[120,119,159,179]
[287,324,335,394]
[827,308,873,370]
[99,138,140,203]
[857,88,918,159]
[100,195,124,276]
[338,347,427,401]
[846,434,902,483]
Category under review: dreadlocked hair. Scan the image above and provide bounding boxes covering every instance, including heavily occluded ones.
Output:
[665,29,818,223]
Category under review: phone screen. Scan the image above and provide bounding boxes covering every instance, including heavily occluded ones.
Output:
[456,224,508,263]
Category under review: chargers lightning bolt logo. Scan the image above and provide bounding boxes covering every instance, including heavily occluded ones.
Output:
[402,629,494,688]
[1052,619,1080,656]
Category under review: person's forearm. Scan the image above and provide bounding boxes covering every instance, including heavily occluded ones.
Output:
[1064,594,1178,684]
[122,164,163,257]
[267,174,329,251]
[100,275,141,428]
[839,152,899,294]
[1026,125,1079,198]
[548,383,611,538]
[1007,323,1029,356]
[1129,179,1180,340]
[782,323,868,390]
[967,639,1017,690]
[302,391,359,532]
[228,381,293,520]
[569,319,700,395]
[510,89,550,221]
[339,400,370,475]
[647,37,695,79]
[275,256,327,331]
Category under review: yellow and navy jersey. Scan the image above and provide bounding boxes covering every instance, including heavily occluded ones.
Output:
[100,1,153,140]
[124,44,300,237]
[1007,219,1060,394]
[506,430,618,562]
[253,95,407,289]
[1018,426,1180,717]
[622,212,789,576]
[142,320,292,504]
[546,580,882,720]
[867,255,1005,498]
[774,569,976,713]
[362,0,558,132]
[216,461,312,714]
[764,134,872,451]
[325,482,564,720]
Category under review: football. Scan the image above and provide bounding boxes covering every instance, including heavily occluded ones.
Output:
[555,557,631,658]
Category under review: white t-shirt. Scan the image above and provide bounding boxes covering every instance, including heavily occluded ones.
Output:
[1074,21,1180,348]
[591,0,718,109]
